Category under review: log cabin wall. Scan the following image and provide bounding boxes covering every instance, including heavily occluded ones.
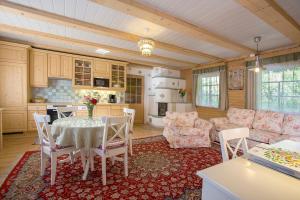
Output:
[181,45,300,120]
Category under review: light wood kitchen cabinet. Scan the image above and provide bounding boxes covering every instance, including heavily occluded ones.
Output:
[0,62,28,108]
[47,53,61,78]
[2,110,27,133]
[27,105,46,131]
[94,105,110,116]
[110,105,128,116]
[60,55,73,79]
[0,41,27,63]
[48,53,73,79]
[0,42,29,133]
[30,49,48,87]
[111,63,127,91]
[73,57,93,89]
[94,59,110,78]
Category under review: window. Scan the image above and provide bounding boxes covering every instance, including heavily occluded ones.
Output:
[257,66,300,113]
[196,72,220,108]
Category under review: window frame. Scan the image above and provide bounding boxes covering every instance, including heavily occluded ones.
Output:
[256,66,300,113]
[196,72,220,108]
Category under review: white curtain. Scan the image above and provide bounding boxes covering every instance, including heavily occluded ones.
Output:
[219,68,228,111]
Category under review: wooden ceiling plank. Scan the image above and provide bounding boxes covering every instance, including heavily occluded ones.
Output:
[91,0,253,54]
[236,0,300,44]
[0,0,220,61]
[0,23,196,66]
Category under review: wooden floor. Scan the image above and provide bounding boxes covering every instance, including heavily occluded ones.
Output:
[0,124,162,185]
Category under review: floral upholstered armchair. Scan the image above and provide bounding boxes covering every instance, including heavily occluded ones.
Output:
[162,111,213,148]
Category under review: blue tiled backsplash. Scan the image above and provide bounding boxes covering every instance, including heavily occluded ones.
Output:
[32,79,124,103]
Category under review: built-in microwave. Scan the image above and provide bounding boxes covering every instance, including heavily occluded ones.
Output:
[94,77,110,88]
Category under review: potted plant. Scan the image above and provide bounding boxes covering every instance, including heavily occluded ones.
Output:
[83,95,98,118]
[178,89,186,102]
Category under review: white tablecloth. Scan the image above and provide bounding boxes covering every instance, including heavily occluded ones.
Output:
[51,117,104,149]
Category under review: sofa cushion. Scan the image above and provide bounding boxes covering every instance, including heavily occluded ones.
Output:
[227,107,255,128]
[179,127,203,136]
[175,111,198,127]
[282,114,300,136]
[249,129,281,144]
[252,110,284,133]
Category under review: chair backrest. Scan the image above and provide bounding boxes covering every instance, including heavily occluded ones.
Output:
[34,113,56,149]
[219,127,249,162]
[57,106,78,119]
[101,116,130,150]
[123,108,135,132]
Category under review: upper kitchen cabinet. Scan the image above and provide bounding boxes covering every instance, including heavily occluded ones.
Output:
[0,41,27,63]
[94,59,110,78]
[60,55,73,79]
[73,57,93,89]
[111,63,127,91]
[30,49,48,87]
[47,53,61,78]
[47,53,73,79]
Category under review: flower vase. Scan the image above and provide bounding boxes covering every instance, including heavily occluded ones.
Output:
[88,106,94,119]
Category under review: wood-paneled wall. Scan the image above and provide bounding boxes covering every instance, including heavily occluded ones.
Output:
[180,69,193,102]
[181,59,247,120]
[181,45,300,120]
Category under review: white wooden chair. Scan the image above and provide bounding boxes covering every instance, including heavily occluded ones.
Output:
[57,106,78,119]
[219,127,249,162]
[91,116,129,185]
[123,108,135,155]
[34,113,75,185]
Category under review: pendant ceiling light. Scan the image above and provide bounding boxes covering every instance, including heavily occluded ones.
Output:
[249,36,263,73]
[138,38,155,56]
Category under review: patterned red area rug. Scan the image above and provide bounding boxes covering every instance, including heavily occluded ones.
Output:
[0,136,221,200]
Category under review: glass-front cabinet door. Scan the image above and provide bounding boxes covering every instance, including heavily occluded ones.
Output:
[73,58,92,88]
[111,64,126,90]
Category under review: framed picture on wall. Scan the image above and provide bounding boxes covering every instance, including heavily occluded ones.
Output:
[228,68,244,90]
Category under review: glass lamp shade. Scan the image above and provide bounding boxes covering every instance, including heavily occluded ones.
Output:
[249,55,263,73]
[138,39,155,56]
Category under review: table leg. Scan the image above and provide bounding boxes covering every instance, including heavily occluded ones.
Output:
[81,148,92,180]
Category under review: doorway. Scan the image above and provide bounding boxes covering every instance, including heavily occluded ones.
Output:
[125,75,144,124]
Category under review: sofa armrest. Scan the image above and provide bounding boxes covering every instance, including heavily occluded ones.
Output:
[210,117,229,126]
[195,118,213,132]
[162,117,176,127]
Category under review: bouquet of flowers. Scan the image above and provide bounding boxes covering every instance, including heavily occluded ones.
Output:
[83,95,98,118]
[178,89,186,98]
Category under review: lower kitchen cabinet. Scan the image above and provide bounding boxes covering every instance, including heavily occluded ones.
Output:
[2,110,27,133]
[76,104,128,117]
[94,105,110,117]
[110,105,126,116]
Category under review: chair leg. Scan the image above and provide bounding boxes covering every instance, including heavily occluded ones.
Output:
[101,156,107,185]
[40,151,46,176]
[124,150,128,177]
[129,135,133,156]
[50,153,57,185]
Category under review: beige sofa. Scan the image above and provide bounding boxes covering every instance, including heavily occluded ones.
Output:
[210,107,300,148]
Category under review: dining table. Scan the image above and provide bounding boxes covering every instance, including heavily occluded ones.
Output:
[51,116,106,180]
[197,140,300,200]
